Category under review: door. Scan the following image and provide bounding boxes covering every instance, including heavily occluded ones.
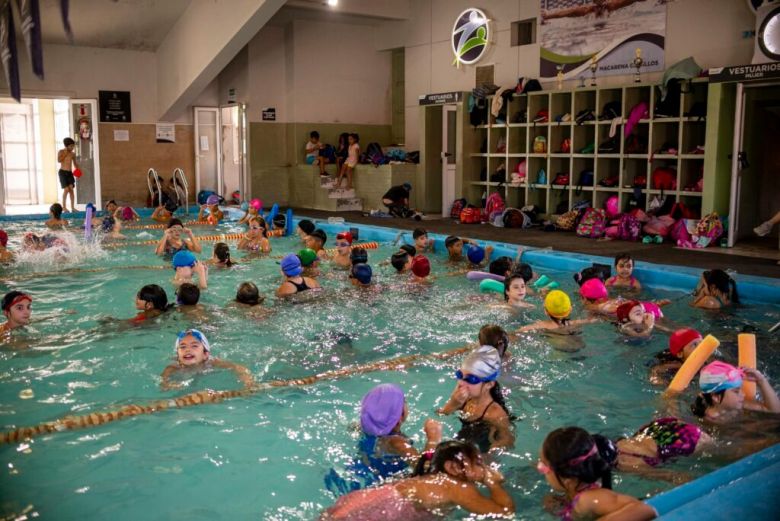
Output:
[194,107,221,198]
[69,99,101,208]
[219,103,249,201]
[0,100,38,206]
[728,83,746,247]
[441,104,457,217]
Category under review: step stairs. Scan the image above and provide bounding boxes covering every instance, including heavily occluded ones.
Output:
[316,175,363,212]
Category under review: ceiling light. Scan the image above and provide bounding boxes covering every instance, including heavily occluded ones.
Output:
[327,0,338,6]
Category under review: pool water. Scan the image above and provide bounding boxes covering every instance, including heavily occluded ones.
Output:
[1,216,779,520]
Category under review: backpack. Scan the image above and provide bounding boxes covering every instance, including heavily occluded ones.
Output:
[503,208,527,228]
[643,215,675,237]
[670,218,692,244]
[460,207,482,224]
[617,213,641,241]
[484,191,506,222]
[575,109,596,125]
[576,208,606,238]
[556,210,579,231]
[449,198,467,219]
[470,96,487,126]
[552,173,570,186]
[695,213,723,246]
[604,195,619,219]
[652,167,677,190]
[533,136,547,153]
[576,170,594,193]
[365,142,385,166]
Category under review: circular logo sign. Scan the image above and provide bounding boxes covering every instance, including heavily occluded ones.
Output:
[452,8,490,67]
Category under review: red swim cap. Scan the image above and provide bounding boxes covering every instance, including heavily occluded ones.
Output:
[615,300,641,323]
[0,229,7,247]
[336,231,353,244]
[411,255,430,278]
[669,328,702,357]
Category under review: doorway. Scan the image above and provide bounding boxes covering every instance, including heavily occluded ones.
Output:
[194,104,248,203]
[442,105,457,217]
[729,83,780,254]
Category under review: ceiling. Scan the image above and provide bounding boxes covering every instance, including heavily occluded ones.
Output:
[36,0,192,51]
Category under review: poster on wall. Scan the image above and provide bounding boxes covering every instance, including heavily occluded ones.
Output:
[156,123,175,143]
[98,90,132,122]
[539,0,665,80]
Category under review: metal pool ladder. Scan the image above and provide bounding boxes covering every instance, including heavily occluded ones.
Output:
[147,168,162,208]
[172,168,189,216]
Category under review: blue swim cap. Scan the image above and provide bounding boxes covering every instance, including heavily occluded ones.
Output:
[351,263,372,285]
[172,250,197,268]
[280,253,303,277]
[467,245,485,264]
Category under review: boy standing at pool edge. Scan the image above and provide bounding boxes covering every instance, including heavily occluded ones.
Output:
[57,138,78,213]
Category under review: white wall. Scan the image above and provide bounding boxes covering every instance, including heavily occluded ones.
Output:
[376,0,756,149]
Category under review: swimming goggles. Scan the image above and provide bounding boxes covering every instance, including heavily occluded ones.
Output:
[455,369,498,385]
[336,242,351,247]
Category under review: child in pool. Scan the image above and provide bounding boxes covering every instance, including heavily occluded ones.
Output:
[615,300,659,338]
[579,278,624,316]
[118,206,141,222]
[209,242,236,267]
[332,231,354,268]
[436,346,514,453]
[45,203,68,230]
[479,324,510,361]
[390,250,413,274]
[444,236,475,262]
[605,253,642,291]
[412,227,433,253]
[132,284,173,323]
[151,203,175,223]
[305,229,328,259]
[322,440,515,520]
[100,217,127,241]
[649,329,703,385]
[538,427,656,521]
[233,282,270,319]
[175,283,207,321]
[410,255,432,283]
[350,247,368,267]
[198,201,224,224]
[160,329,255,391]
[297,248,320,277]
[297,219,315,244]
[465,243,494,270]
[0,291,32,338]
[516,290,598,335]
[0,230,14,263]
[691,361,780,423]
[691,269,739,310]
[237,217,271,253]
[499,271,534,309]
[350,264,373,287]
[276,254,321,297]
[155,219,203,256]
[237,204,259,225]
[172,250,208,290]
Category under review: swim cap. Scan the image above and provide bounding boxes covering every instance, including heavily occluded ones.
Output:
[174,328,211,353]
[0,229,7,247]
[360,384,405,436]
[101,216,115,233]
[467,245,485,264]
[399,244,416,257]
[642,301,663,320]
[336,231,353,244]
[669,328,702,357]
[461,345,501,380]
[616,300,641,323]
[402,182,412,192]
[411,255,431,278]
[206,195,220,205]
[121,207,134,220]
[580,278,608,300]
[350,248,368,265]
[172,250,197,268]
[309,229,327,245]
[250,198,262,211]
[240,202,249,211]
[297,248,317,267]
[2,291,32,311]
[699,361,743,394]
[544,290,572,319]
[351,263,372,285]
[273,215,286,228]
[281,254,303,277]
[298,219,315,235]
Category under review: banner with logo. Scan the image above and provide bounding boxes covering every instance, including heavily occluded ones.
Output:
[539,0,666,79]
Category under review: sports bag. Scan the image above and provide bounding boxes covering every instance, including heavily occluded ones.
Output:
[652,167,677,190]
[364,142,385,166]
[484,191,506,222]
[503,208,527,228]
[576,208,606,238]
[552,173,570,186]
[617,213,641,241]
[449,198,467,219]
[556,210,579,231]
[460,207,482,224]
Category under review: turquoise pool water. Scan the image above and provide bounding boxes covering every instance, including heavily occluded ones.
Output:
[0,215,779,520]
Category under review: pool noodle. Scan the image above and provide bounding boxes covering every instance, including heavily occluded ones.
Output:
[479,278,504,293]
[285,209,293,236]
[84,207,93,240]
[267,204,279,224]
[738,333,757,400]
[666,335,720,393]
[467,271,504,282]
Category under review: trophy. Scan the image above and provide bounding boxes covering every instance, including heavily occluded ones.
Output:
[589,57,598,87]
[556,65,564,90]
[632,48,644,83]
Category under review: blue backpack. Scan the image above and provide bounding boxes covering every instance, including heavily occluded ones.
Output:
[365,142,385,166]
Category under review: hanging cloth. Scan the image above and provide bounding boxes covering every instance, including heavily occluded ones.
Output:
[0,0,20,101]
[18,0,44,79]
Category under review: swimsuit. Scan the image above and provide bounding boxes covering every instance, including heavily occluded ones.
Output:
[619,417,701,467]
[325,484,430,521]
[457,401,496,453]
[286,277,310,293]
[606,276,637,287]
[560,483,600,521]
[324,434,412,495]
[164,241,189,257]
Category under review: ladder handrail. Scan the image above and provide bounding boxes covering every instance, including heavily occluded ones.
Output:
[146,168,161,208]
[172,168,188,216]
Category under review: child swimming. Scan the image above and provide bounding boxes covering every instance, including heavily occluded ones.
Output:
[0,291,32,338]
[605,253,642,291]
[210,242,236,267]
[436,346,514,452]
[444,236,478,263]
[390,250,413,274]
[175,283,207,321]
[579,278,624,316]
[172,250,208,290]
[538,427,656,520]
[410,255,431,283]
[615,300,659,338]
[198,198,224,224]
[297,219,315,243]
[160,329,255,391]
[155,219,203,256]
[349,247,368,266]
[0,229,14,263]
[132,284,173,323]
[691,269,739,309]
[412,227,433,253]
[332,232,354,268]
[45,203,68,230]
[151,202,175,223]
[501,271,534,309]
[306,229,328,259]
[297,248,320,277]
[478,324,510,360]
[276,254,321,297]
[649,329,703,385]
[516,290,597,335]
[100,216,126,241]
[119,206,141,222]
[237,217,271,253]
[350,263,373,287]
[691,361,780,423]
[322,440,515,520]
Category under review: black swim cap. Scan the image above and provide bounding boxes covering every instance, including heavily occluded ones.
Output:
[298,219,315,235]
[444,236,460,248]
[399,244,416,257]
[309,229,327,245]
[390,251,409,272]
[350,247,368,265]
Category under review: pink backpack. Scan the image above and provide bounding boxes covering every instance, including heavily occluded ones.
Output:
[670,219,691,244]
[576,208,606,238]
[617,213,641,241]
[484,191,506,223]
[643,215,675,237]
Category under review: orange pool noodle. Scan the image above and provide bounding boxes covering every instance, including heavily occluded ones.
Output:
[667,335,720,393]
[738,333,757,400]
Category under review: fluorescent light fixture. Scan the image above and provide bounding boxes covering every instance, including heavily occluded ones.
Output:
[327,0,338,6]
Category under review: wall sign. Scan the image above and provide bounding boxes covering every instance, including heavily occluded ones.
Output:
[418,92,463,106]
[709,63,780,83]
[539,0,666,79]
[98,90,132,122]
[113,129,129,141]
[156,123,175,143]
[228,88,236,103]
[451,8,490,67]
[262,107,276,121]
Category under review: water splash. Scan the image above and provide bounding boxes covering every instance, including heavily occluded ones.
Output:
[13,231,108,270]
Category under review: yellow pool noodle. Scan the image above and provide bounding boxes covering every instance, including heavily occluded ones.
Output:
[667,334,720,393]
[738,333,757,400]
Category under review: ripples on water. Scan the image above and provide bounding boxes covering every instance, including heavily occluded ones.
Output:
[0,218,779,520]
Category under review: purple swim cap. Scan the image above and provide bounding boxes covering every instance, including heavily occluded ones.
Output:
[360,384,405,436]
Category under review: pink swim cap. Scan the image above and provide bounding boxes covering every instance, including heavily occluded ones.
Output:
[121,207,133,220]
[580,278,608,300]
[642,301,663,320]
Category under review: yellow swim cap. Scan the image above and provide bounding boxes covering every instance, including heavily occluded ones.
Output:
[544,290,572,319]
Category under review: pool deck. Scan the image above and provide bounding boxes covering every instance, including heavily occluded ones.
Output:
[295,209,780,279]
